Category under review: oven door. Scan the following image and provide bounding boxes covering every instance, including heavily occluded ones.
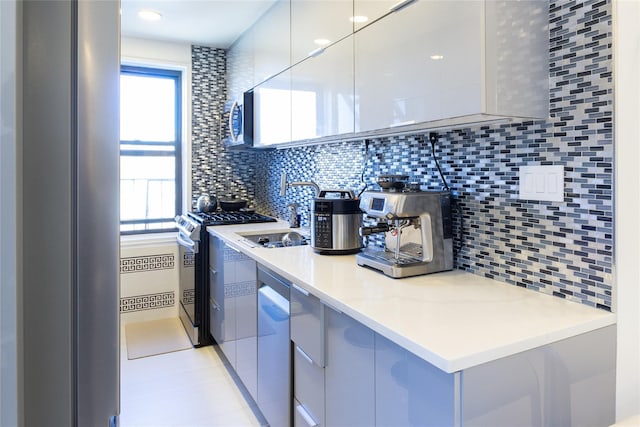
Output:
[177,232,199,345]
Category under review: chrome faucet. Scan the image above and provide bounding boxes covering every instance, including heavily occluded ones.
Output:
[279,171,320,197]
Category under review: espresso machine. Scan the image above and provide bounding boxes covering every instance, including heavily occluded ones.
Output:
[356,190,453,278]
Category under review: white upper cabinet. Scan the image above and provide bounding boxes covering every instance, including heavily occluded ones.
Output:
[252,69,292,147]
[227,28,255,99]
[253,0,291,85]
[355,0,548,135]
[353,0,397,30]
[291,36,355,142]
[229,0,548,146]
[291,0,353,65]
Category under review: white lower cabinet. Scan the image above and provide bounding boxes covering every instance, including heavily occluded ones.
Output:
[293,347,324,427]
[289,286,616,427]
[461,325,616,427]
[208,235,258,401]
[375,333,457,427]
[235,284,258,400]
[324,306,375,427]
[291,285,325,427]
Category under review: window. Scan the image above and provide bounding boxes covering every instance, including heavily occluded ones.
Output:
[119,65,182,234]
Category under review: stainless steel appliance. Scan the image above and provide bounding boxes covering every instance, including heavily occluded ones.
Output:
[357,190,453,278]
[175,211,276,346]
[225,90,254,149]
[19,1,120,425]
[311,190,363,255]
[257,266,291,427]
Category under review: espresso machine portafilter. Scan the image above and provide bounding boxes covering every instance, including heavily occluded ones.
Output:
[356,190,453,278]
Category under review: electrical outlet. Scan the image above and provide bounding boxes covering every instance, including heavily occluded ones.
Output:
[518,165,564,202]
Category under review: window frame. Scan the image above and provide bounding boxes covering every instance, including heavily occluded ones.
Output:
[119,64,183,235]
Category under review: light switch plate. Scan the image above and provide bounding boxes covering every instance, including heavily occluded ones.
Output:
[518,165,564,202]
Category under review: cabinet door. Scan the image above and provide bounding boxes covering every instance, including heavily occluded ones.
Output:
[291,0,353,65]
[461,326,616,427]
[209,267,223,344]
[375,333,456,427]
[355,0,483,133]
[294,345,325,426]
[234,255,258,401]
[290,284,324,366]
[353,0,396,30]
[325,306,375,427]
[218,244,249,370]
[227,27,255,98]
[253,0,291,85]
[209,237,224,345]
[253,69,291,147]
[291,36,354,142]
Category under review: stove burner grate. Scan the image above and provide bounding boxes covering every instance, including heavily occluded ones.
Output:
[187,211,277,226]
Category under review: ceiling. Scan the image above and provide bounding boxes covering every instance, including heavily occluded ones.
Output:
[120,0,277,48]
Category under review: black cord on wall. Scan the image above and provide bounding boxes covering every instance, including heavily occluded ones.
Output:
[357,139,371,199]
[429,132,450,191]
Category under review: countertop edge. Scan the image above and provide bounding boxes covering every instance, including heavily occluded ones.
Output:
[208,223,617,374]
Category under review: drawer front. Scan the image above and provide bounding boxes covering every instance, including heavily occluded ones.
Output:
[294,399,321,427]
[208,234,222,270]
[291,284,325,366]
[209,266,223,344]
[294,347,324,427]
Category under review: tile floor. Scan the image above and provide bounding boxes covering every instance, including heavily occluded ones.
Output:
[119,324,265,427]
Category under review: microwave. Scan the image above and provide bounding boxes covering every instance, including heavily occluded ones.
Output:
[225,90,253,149]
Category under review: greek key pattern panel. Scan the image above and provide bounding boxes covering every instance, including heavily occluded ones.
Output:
[182,289,196,304]
[183,252,195,267]
[225,281,256,298]
[120,292,175,313]
[120,254,175,274]
[224,246,249,262]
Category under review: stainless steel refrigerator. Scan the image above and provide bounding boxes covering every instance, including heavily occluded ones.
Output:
[21,0,120,425]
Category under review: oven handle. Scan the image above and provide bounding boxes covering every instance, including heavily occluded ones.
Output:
[177,234,199,253]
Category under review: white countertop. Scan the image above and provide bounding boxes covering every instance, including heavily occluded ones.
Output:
[208,221,616,373]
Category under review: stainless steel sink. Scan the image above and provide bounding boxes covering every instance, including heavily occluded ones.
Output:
[238,230,309,248]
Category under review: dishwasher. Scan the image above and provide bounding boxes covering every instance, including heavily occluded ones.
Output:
[257,265,291,427]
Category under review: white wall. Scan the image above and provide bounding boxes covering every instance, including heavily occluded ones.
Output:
[614,0,640,421]
[0,1,20,425]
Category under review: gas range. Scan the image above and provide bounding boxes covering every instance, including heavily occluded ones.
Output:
[174,209,276,348]
[175,210,277,242]
[187,210,277,226]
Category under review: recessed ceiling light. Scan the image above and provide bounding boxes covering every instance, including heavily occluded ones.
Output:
[137,9,162,21]
[430,54,445,60]
[350,15,369,24]
[314,38,331,46]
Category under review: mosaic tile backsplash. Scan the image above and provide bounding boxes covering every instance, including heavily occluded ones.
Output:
[191,46,257,208]
[195,1,613,311]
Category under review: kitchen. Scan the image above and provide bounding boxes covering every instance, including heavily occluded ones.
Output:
[1,0,639,426]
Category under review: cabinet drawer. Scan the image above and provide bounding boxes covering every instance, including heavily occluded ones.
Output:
[325,306,375,426]
[294,399,320,427]
[294,345,325,426]
[291,284,325,366]
[208,235,221,270]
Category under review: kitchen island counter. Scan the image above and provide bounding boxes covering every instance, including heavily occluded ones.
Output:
[208,221,615,374]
